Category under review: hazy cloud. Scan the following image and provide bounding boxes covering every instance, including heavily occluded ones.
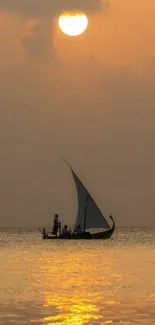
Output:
[21,22,56,58]
[0,0,108,18]
[0,0,109,57]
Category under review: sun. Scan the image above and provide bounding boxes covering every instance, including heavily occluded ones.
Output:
[58,11,88,37]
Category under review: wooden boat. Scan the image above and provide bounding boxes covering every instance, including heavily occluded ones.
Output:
[41,159,115,240]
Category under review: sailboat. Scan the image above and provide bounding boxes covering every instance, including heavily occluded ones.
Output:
[41,159,115,240]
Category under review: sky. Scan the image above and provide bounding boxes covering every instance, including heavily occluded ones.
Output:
[0,0,155,227]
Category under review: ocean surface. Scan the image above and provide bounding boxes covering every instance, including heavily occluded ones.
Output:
[0,227,155,325]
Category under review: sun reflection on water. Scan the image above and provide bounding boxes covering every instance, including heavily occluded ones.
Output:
[1,230,155,324]
[31,244,118,324]
[43,295,104,324]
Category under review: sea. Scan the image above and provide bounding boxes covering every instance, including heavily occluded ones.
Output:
[0,227,155,325]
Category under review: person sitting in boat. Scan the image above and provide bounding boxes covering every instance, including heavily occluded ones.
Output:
[62,225,72,237]
[62,224,69,235]
[76,225,82,234]
[52,214,61,237]
[73,225,82,237]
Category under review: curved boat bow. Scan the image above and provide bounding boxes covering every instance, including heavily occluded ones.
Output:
[91,215,115,239]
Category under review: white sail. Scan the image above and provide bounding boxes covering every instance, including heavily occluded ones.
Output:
[70,167,110,231]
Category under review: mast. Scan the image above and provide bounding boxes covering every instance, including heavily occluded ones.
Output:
[84,195,89,232]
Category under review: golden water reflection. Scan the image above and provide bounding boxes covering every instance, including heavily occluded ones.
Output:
[43,295,103,324]
[32,244,121,325]
[30,242,155,325]
[1,230,155,324]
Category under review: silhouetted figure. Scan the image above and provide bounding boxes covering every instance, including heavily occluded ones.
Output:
[76,225,82,234]
[52,214,61,237]
[62,224,71,238]
[43,228,46,239]
[62,224,68,235]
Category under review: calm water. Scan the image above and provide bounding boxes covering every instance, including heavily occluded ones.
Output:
[0,228,155,324]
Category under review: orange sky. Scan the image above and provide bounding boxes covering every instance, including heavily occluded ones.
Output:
[0,0,155,227]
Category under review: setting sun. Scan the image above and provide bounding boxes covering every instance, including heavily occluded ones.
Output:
[58,11,88,37]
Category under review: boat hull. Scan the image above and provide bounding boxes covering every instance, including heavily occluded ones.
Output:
[91,227,114,239]
[41,217,115,240]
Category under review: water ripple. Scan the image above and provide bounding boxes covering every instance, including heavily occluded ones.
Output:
[0,228,155,324]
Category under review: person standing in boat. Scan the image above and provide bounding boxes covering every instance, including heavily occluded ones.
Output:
[52,214,61,237]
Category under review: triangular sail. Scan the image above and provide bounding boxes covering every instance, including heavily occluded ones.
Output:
[65,161,110,231]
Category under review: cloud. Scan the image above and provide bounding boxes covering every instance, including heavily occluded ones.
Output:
[0,0,110,58]
[0,1,109,57]
[21,21,57,59]
[21,24,47,57]
[0,0,108,18]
